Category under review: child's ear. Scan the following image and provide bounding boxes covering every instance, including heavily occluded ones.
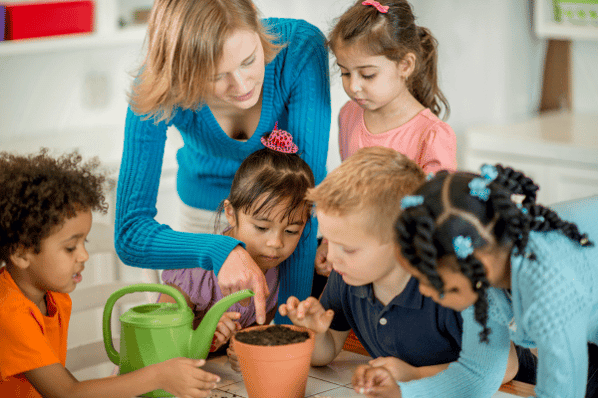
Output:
[9,245,33,270]
[399,52,417,80]
[224,200,237,227]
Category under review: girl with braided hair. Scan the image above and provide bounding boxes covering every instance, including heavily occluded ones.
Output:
[353,164,598,398]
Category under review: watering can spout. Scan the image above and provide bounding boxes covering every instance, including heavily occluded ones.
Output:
[190,289,255,357]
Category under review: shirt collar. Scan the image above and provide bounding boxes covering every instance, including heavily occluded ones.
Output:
[349,277,424,309]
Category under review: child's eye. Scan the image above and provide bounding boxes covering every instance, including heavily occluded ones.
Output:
[285,229,300,235]
[342,247,356,254]
[242,56,255,67]
[253,225,267,232]
[66,247,76,253]
[340,72,349,77]
[362,74,375,80]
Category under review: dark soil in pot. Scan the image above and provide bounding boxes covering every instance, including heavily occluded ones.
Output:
[234,325,310,346]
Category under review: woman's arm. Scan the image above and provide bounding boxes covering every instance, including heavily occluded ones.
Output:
[114,107,242,273]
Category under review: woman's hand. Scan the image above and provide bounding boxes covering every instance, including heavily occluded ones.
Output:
[218,245,269,324]
[211,312,242,351]
[352,364,402,398]
[368,356,418,382]
[227,344,241,372]
[278,296,334,334]
[314,239,332,277]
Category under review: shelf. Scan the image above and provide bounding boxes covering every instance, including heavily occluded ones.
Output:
[535,0,598,40]
[0,25,147,56]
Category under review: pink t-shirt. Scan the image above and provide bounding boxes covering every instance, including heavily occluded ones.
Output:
[338,100,457,173]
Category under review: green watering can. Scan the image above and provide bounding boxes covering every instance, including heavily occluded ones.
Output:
[103,283,254,397]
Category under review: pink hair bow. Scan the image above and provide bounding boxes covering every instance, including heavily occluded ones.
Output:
[362,0,389,13]
[261,122,298,154]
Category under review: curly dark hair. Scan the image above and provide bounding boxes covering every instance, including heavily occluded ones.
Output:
[394,164,593,343]
[0,149,109,265]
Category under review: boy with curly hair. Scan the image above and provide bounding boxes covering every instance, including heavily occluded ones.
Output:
[0,150,221,398]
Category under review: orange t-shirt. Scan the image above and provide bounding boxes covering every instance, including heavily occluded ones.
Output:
[0,267,72,397]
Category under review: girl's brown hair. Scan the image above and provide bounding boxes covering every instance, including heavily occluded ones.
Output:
[130,0,283,122]
[328,0,450,119]
[216,145,315,231]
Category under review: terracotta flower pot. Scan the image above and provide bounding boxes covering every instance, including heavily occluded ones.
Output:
[232,324,316,398]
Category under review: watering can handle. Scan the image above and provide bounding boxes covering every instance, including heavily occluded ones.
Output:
[102,283,189,365]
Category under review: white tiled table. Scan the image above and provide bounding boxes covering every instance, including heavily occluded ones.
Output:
[201,350,526,398]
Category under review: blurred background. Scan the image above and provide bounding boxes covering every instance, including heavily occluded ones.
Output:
[1,0,597,211]
[1,0,597,380]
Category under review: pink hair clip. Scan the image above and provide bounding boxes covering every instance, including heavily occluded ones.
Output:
[362,0,389,13]
[261,122,298,154]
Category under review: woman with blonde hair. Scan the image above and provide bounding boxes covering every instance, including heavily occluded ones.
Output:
[116,0,331,324]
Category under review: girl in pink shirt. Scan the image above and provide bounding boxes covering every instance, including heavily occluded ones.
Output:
[329,0,456,173]
[313,0,457,290]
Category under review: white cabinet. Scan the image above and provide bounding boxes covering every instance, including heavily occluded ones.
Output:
[535,0,598,40]
[462,111,598,205]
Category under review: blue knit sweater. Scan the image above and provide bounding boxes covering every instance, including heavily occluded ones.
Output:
[398,231,598,397]
[115,18,331,323]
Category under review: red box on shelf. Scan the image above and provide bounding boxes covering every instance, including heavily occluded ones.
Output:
[3,1,94,41]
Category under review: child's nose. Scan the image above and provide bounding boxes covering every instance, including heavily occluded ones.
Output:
[266,232,284,248]
[419,284,437,300]
[349,76,361,93]
[79,246,90,263]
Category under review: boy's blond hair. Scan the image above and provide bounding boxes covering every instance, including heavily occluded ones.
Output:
[307,146,425,242]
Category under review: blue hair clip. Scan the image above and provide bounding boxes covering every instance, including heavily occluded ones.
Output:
[516,203,528,214]
[468,178,490,201]
[426,172,435,181]
[453,235,474,259]
[401,195,424,209]
[480,164,498,181]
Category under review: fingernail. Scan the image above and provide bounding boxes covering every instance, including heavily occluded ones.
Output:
[359,387,365,394]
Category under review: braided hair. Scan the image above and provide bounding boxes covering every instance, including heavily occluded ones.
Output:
[395,164,593,343]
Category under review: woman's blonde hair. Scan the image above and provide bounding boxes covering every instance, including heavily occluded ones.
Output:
[130,0,283,122]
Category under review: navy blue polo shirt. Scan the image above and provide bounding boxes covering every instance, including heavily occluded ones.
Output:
[320,271,463,367]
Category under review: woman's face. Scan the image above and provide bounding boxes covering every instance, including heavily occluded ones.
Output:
[207,29,266,111]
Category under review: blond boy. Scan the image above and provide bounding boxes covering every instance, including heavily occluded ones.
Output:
[280,146,521,384]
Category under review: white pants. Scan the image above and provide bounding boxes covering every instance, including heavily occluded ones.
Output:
[176,198,227,234]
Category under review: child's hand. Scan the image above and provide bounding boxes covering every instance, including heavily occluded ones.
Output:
[227,343,241,372]
[212,312,242,351]
[315,239,332,277]
[368,356,417,382]
[352,364,402,398]
[156,357,220,398]
[278,296,334,334]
